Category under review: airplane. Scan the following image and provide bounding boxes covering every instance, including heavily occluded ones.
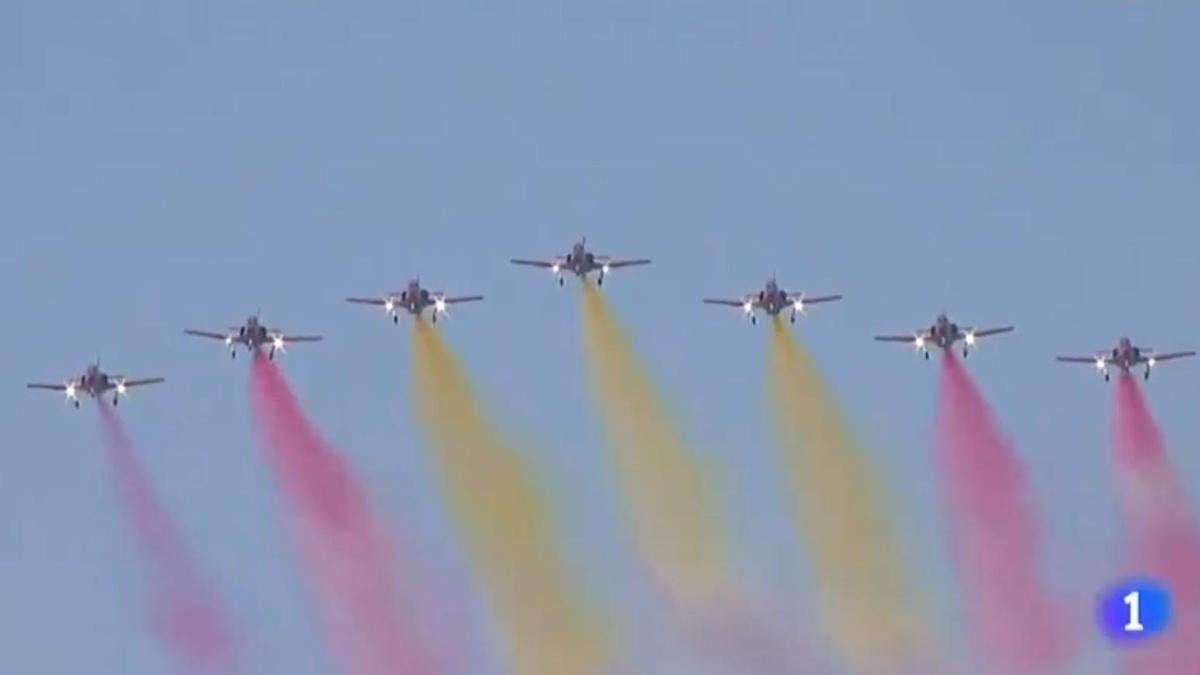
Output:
[1056,337,1195,381]
[875,312,1014,359]
[510,236,650,286]
[703,277,842,325]
[26,361,164,408]
[346,278,484,323]
[184,310,322,359]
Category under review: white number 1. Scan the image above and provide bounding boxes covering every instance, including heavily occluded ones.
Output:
[1124,591,1145,632]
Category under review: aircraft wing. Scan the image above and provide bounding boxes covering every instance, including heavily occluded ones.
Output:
[798,294,843,305]
[120,377,165,388]
[703,297,750,307]
[1150,351,1196,363]
[1055,355,1103,364]
[874,334,922,343]
[26,383,69,391]
[441,295,484,304]
[184,329,231,340]
[510,258,561,268]
[278,334,323,343]
[970,326,1015,338]
[346,297,388,306]
[602,258,651,269]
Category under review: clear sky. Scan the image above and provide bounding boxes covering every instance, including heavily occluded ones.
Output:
[3,2,1198,673]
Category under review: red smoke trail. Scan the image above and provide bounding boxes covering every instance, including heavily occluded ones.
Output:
[96,404,237,674]
[934,353,1069,674]
[1111,375,1200,675]
[248,354,442,675]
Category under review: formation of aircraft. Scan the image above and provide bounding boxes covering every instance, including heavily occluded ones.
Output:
[346,278,484,323]
[704,277,842,324]
[26,362,163,408]
[874,313,1015,359]
[185,310,323,359]
[22,239,1199,407]
[1056,337,1196,381]
[511,236,651,286]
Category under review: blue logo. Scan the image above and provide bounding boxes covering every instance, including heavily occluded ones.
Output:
[1097,577,1171,644]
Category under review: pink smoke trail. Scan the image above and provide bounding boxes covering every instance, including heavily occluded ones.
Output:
[248,354,444,675]
[1111,375,1200,675]
[96,404,237,674]
[934,353,1070,674]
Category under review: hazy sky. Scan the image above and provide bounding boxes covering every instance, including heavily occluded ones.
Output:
[3,2,1198,673]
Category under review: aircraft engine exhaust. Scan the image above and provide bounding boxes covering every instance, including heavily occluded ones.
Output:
[579,283,730,606]
[934,353,1071,673]
[580,286,823,672]
[1110,375,1200,673]
[248,354,443,675]
[409,319,610,675]
[95,404,238,674]
[766,317,929,672]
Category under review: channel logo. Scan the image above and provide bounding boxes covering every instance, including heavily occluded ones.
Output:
[1097,577,1171,645]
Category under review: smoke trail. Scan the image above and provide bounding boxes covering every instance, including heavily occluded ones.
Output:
[766,319,926,672]
[579,287,821,673]
[1111,375,1200,675]
[96,404,237,674]
[672,595,822,675]
[934,353,1069,674]
[409,320,610,675]
[248,354,441,675]
[578,283,729,607]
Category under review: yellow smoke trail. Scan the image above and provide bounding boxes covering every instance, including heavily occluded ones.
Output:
[767,318,927,671]
[409,321,610,675]
[579,284,730,607]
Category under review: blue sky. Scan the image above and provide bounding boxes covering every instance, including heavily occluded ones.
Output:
[3,2,1198,673]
